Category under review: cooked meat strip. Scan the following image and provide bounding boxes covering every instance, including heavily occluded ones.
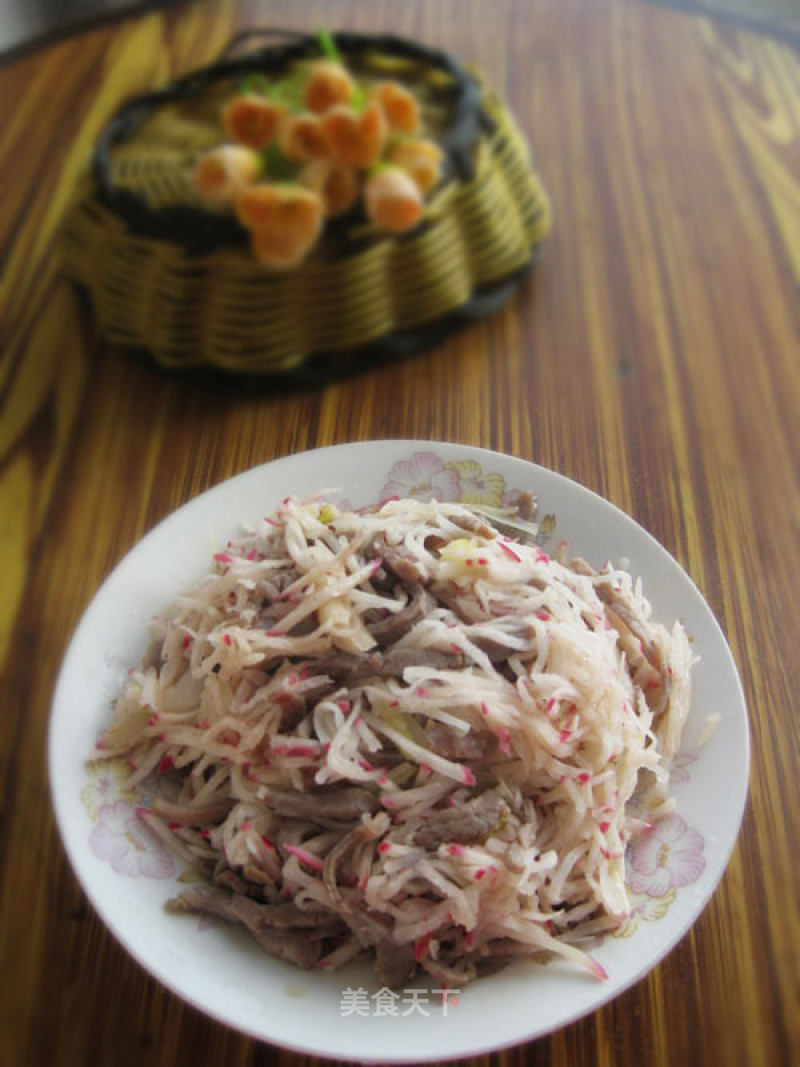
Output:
[369,585,435,643]
[228,922,321,969]
[150,797,234,826]
[407,789,509,849]
[323,821,394,948]
[425,581,481,623]
[570,556,663,673]
[448,512,497,539]
[337,901,393,950]
[283,676,338,710]
[167,885,236,918]
[317,647,468,683]
[375,940,416,989]
[166,888,327,968]
[242,863,274,887]
[192,883,335,929]
[378,543,431,585]
[425,721,489,761]
[213,864,261,898]
[457,508,540,546]
[482,938,550,961]
[276,702,312,732]
[421,952,477,987]
[468,625,537,661]
[243,900,338,929]
[604,602,663,674]
[474,955,514,978]
[262,785,379,822]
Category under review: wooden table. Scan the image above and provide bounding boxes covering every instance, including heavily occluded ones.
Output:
[2,1,798,1064]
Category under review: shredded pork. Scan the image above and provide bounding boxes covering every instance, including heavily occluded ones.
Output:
[94,496,694,985]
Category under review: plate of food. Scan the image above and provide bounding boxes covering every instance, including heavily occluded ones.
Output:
[49,441,749,1062]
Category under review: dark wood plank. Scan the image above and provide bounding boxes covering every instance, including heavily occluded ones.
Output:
[1,1,797,1065]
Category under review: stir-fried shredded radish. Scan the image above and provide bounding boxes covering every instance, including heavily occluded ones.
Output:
[94,496,694,987]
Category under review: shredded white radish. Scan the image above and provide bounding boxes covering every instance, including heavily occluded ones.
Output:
[93,496,695,987]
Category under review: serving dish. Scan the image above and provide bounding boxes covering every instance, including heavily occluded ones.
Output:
[49,441,749,1061]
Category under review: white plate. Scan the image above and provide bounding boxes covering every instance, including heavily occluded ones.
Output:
[49,441,749,1062]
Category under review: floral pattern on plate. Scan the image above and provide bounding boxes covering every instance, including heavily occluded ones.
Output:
[627,814,706,898]
[670,751,698,784]
[89,800,175,879]
[379,451,462,502]
[610,808,706,935]
[613,889,677,938]
[379,450,516,507]
[83,759,174,880]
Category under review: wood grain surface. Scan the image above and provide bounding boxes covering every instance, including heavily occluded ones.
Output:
[1,1,798,1065]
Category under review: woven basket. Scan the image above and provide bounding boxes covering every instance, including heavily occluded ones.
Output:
[61,30,550,380]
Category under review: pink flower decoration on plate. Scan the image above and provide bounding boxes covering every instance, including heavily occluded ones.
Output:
[628,813,705,897]
[89,800,175,879]
[380,452,460,502]
[670,751,698,784]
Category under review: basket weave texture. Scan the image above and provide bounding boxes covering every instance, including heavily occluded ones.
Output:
[61,31,550,377]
